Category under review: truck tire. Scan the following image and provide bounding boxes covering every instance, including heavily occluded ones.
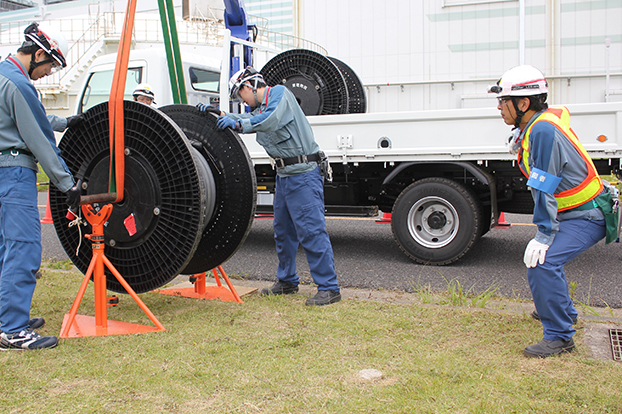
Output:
[391,178,481,265]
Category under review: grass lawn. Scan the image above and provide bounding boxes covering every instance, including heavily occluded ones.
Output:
[1,265,621,413]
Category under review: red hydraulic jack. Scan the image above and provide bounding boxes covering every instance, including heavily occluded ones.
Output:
[59,204,165,338]
[158,266,243,303]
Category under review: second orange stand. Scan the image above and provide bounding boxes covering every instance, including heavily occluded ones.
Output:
[158,266,244,303]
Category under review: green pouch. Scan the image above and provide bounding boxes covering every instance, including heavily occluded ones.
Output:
[593,192,619,244]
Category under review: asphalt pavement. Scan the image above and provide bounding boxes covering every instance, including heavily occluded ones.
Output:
[39,192,622,308]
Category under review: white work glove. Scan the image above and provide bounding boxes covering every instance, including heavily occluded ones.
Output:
[523,239,550,268]
[506,128,521,155]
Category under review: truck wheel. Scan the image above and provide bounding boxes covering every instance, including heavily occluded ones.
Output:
[391,177,481,265]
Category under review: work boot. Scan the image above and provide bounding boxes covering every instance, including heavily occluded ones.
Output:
[28,317,45,330]
[531,310,578,325]
[523,338,575,358]
[0,329,58,351]
[305,290,341,306]
[260,280,298,296]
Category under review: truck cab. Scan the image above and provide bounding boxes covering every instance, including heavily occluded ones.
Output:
[76,48,222,113]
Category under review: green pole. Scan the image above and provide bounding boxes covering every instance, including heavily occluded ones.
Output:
[157,0,181,104]
[165,0,187,104]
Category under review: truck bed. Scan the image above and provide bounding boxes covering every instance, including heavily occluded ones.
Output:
[240,102,622,165]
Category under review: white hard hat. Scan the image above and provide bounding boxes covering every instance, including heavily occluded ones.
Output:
[24,22,68,69]
[133,83,155,100]
[228,66,264,101]
[488,65,548,97]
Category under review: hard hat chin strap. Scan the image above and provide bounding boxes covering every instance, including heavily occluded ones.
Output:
[252,88,260,108]
[510,97,525,129]
[243,81,261,108]
[28,50,45,77]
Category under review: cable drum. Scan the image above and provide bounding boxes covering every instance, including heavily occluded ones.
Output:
[50,101,215,293]
[260,49,349,115]
[327,57,367,114]
[260,49,367,115]
[158,105,257,275]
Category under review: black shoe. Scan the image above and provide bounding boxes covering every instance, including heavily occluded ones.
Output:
[28,317,45,330]
[531,310,577,325]
[260,280,298,296]
[0,329,58,351]
[523,338,575,358]
[305,290,341,306]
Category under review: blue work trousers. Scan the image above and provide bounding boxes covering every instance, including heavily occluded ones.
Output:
[0,166,41,334]
[273,167,339,291]
[528,217,605,341]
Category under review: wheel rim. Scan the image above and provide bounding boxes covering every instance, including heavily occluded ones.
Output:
[407,196,459,248]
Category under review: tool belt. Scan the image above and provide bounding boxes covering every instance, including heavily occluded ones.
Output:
[590,182,620,244]
[0,148,33,157]
[272,152,322,169]
[566,182,620,243]
[594,192,619,244]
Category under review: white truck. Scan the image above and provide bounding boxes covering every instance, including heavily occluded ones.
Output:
[248,102,622,265]
[76,48,223,113]
[75,46,622,266]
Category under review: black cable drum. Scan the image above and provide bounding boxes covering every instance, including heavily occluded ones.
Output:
[159,105,257,275]
[260,49,349,115]
[50,101,214,294]
[327,57,366,114]
[260,49,367,115]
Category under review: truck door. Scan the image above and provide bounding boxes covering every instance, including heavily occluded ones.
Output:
[77,66,144,113]
[187,66,221,106]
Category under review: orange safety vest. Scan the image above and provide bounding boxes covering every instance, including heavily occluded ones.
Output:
[518,107,603,212]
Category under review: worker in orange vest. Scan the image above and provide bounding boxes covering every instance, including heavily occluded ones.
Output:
[489,65,612,358]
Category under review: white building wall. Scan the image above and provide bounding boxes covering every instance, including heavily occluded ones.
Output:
[300,0,622,112]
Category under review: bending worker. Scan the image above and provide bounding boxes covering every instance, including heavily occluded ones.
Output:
[0,23,81,351]
[197,66,341,306]
[490,65,613,358]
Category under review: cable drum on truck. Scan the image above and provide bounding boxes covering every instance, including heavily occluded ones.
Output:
[327,56,366,113]
[391,177,482,265]
[260,48,368,116]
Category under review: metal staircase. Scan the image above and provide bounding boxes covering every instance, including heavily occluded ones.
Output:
[0,8,326,107]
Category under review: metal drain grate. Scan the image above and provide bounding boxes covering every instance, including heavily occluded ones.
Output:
[610,329,622,361]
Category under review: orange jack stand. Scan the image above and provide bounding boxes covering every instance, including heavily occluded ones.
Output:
[59,204,165,338]
[158,266,244,303]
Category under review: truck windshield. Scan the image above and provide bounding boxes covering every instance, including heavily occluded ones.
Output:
[189,68,219,93]
[79,67,143,113]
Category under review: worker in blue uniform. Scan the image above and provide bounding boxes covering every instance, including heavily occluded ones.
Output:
[490,65,611,358]
[0,23,82,351]
[198,66,341,306]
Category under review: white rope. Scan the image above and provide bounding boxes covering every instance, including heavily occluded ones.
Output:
[67,209,86,257]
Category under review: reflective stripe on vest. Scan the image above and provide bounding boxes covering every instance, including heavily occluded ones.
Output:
[517,107,603,212]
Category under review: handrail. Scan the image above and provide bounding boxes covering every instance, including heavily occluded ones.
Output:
[3,11,327,92]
